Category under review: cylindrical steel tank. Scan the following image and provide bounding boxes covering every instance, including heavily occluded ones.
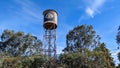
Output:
[43,9,58,30]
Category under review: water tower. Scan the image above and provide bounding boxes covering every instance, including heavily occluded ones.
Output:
[43,9,58,58]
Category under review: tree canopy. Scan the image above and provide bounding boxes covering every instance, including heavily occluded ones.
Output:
[0,25,117,68]
[116,26,120,45]
[63,25,101,53]
[0,29,42,57]
[61,25,115,68]
[116,26,120,68]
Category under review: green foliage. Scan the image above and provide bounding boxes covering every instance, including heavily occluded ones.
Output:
[0,29,42,57]
[1,57,22,68]
[43,57,57,68]
[1,55,44,68]
[0,29,44,68]
[116,26,120,45]
[94,43,115,68]
[61,25,115,68]
[60,44,115,68]
[63,25,101,53]
[21,55,44,68]
[0,26,117,68]
[116,26,120,68]
[117,52,120,68]
[118,52,120,61]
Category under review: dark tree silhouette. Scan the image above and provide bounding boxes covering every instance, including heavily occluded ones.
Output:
[61,25,115,68]
[0,29,42,57]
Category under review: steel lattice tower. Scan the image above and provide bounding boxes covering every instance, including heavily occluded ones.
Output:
[43,9,58,58]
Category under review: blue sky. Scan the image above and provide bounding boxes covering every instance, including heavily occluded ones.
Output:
[0,0,120,65]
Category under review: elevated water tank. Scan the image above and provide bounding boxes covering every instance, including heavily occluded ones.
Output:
[43,9,58,30]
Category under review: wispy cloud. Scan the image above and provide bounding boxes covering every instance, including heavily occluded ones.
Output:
[0,0,43,37]
[85,0,106,18]
[79,0,106,22]
[14,0,42,22]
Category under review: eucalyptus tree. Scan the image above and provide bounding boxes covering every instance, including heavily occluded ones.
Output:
[0,29,42,57]
[116,26,120,46]
[63,25,101,52]
[116,26,120,68]
[61,25,115,68]
[93,43,115,68]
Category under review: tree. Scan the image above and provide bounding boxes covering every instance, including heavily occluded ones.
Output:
[21,55,44,68]
[94,43,115,68]
[61,25,115,68]
[0,29,44,68]
[1,57,22,68]
[1,55,44,68]
[60,43,115,68]
[116,26,120,46]
[0,29,42,57]
[116,26,120,68]
[118,52,120,62]
[63,25,101,53]
[116,52,120,68]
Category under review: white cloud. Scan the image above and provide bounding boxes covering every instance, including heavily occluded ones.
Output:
[85,0,106,18]
[86,7,94,18]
